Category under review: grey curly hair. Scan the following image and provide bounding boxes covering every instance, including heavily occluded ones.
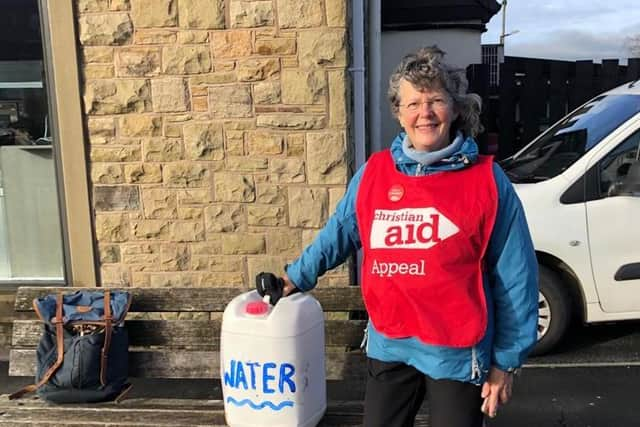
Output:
[388,46,484,138]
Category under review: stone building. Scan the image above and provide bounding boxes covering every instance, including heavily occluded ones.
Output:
[0,0,499,350]
[79,0,352,289]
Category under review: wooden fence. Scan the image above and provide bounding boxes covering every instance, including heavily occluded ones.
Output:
[468,57,640,159]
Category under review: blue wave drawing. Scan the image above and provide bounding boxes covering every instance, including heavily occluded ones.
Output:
[226,396,294,411]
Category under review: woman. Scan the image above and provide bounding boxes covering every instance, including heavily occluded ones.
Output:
[282,46,538,427]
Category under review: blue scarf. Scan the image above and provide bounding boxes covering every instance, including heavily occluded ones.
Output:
[402,132,465,167]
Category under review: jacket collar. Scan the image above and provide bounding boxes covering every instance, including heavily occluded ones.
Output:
[389,132,479,171]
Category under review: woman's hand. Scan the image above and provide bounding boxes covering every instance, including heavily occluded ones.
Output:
[480,366,514,418]
[282,273,298,297]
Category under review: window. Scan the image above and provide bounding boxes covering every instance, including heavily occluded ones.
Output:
[0,0,64,282]
[501,94,640,182]
[598,130,640,198]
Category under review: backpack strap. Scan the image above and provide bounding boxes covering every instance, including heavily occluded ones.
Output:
[100,290,112,386]
[9,293,65,400]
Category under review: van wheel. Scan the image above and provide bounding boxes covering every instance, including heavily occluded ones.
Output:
[530,265,572,356]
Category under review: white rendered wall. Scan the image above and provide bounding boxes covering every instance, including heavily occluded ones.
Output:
[376,28,482,150]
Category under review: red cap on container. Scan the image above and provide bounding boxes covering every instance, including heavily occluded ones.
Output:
[245,300,269,315]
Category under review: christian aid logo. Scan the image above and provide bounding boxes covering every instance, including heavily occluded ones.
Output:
[370,208,459,249]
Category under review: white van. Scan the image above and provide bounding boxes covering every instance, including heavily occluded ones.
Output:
[500,80,640,355]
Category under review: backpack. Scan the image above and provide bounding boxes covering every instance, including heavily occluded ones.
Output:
[10,290,132,403]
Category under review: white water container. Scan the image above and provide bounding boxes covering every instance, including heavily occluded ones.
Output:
[220,290,326,427]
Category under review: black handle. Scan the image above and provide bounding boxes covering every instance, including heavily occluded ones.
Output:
[255,272,285,305]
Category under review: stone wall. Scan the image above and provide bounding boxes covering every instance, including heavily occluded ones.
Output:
[77,0,351,288]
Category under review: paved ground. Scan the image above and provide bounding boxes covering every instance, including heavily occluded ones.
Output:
[2,320,640,426]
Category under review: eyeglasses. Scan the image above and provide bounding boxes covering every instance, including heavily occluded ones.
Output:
[399,97,450,113]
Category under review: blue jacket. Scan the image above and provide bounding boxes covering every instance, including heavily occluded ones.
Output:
[286,133,538,384]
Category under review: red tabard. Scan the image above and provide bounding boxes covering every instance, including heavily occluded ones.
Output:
[355,150,498,347]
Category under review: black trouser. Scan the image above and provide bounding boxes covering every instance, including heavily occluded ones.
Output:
[363,358,484,427]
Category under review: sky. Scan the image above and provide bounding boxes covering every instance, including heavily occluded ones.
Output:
[481,0,640,62]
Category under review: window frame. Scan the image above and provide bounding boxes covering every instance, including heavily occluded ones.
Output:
[32,0,96,287]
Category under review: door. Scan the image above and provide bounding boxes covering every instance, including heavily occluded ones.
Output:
[586,127,640,312]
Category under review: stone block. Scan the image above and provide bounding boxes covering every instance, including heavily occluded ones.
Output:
[95,213,130,242]
[110,0,130,11]
[94,185,141,211]
[99,244,121,263]
[92,163,124,184]
[163,162,211,187]
[141,188,178,218]
[178,0,224,29]
[178,207,203,220]
[125,163,163,183]
[198,272,245,287]
[286,133,305,156]
[237,58,279,82]
[270,158,305,183]
[163,45,211,74]
[119,115,162,137]
[131,220,171,240]
[328,69,348,127]
[191,241,222,255]
[101,265,131,287]
[221,233,265,255]
[230,1,274,28]
[131,0,177,28]
[298,29,347,67]
[225,131,245,155]
[255,38,296,55]
[253,81,281,104]
[84,79,151,115]
[170,221,205,242]
[183,122,224,160]
[90,146,142,162]
[224,156,268,172]
[209,85,253,118]
[214,173,255,202]
[246,131,284,155]
[276,0,323,28]
[88,117,115,137]
[192,255,243,272]
[257,114,325,130]
[177,188,213,205]
[134,30,177,45]
[204,204,244,232]
[84,64,115,79]
[151,78,189,112]
[160,244,190,271]
[178,31,210,44]
[77,0,109,13]
[211,31,253,58]
[306,132,348,184]
[78,13,133,46]
[116,48,161,77]
[142,138,184,161]
[326,0,347,27]
[247,205,286,226]
[82,47,114,63]
[266,229,301,256]
[288,187,328,228]
[189,72,237,85]
[256,184,286,204]
[281,68,326,104]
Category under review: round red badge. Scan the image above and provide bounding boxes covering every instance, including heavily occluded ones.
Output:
[388,184,404,202]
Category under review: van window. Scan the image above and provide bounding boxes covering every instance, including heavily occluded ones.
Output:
[501,94,640,182]
[598,129,640,197]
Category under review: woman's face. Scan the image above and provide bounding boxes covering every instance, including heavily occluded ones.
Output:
[396,79,458,152]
